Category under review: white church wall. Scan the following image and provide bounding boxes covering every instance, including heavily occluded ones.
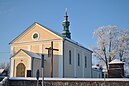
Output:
[74,47,77,78]
[63,40,92,78]
[32,58,41,77]
[84,50,92,78]
[82,51,85,77]
[53,55,59,77]
[43,55,51,77]
[58,41,63,78]
[63,41,74,78]
[76,49,83,78]
[42,40,63,77]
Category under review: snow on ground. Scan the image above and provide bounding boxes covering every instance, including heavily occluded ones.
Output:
[9,77,129,81]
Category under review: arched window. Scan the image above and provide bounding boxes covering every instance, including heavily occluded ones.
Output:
[69,50,72,64]
[78,53,80,66]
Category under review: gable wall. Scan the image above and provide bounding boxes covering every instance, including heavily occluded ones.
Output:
[10,55,31,77]
[10,24,63,56]
[12,24,62,43]
[10,23,63,78]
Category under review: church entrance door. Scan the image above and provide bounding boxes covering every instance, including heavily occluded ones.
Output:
[16,63,26,77]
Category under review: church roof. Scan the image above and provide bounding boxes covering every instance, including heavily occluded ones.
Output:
[109,59,124,64]
[64,38,93,53]
[38,23,92,52]
[37,22,63,37]
[10,22,92,53]
[12,49,41,59]
[22,49,41,59]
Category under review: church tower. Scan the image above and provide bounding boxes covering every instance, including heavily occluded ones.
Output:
[62,9,71,39]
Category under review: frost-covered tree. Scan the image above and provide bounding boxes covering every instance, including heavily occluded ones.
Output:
[117,30,129,61]
[93,25,129,73]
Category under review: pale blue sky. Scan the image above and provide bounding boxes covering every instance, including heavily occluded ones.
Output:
[0,0,129,63]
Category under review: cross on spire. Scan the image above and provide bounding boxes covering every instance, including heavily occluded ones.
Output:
[65,8,68,21]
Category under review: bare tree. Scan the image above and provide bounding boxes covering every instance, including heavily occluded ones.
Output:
[93,25,129,75]
[0,62,10,76]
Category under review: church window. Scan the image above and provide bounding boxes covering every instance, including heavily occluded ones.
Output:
[32,32,39,40]
[85,56,87,68]
[69,50,72,64]
[78,53,80,66]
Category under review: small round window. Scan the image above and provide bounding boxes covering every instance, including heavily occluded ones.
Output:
[32,32,39,40]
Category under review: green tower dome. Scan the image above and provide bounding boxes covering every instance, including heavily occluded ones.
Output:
[62,9,71,39]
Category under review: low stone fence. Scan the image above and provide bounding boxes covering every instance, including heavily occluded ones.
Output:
[9,77,129,86]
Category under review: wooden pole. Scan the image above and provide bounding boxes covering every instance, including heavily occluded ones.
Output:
[42,68,44,86]
[41,55,44,86]
[37,80,39,86]
[50,41,53,77]
[45,41,59,78]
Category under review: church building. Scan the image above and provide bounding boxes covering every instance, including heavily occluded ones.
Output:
[9,11,92,78]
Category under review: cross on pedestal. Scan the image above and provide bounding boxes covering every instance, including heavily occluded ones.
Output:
[45,41,59,77]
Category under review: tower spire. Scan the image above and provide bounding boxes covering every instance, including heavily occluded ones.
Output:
[62,8,71,39]
[65,8,68,20]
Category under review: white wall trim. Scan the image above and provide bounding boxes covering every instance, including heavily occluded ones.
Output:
[74,47,76,77]
[82,52,84,77]
[58,41,63,78]
[10,58,14,77]
[28,57,32,70]
[10,46,13,56]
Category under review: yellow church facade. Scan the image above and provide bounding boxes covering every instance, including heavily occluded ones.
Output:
[9,12,92,78]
